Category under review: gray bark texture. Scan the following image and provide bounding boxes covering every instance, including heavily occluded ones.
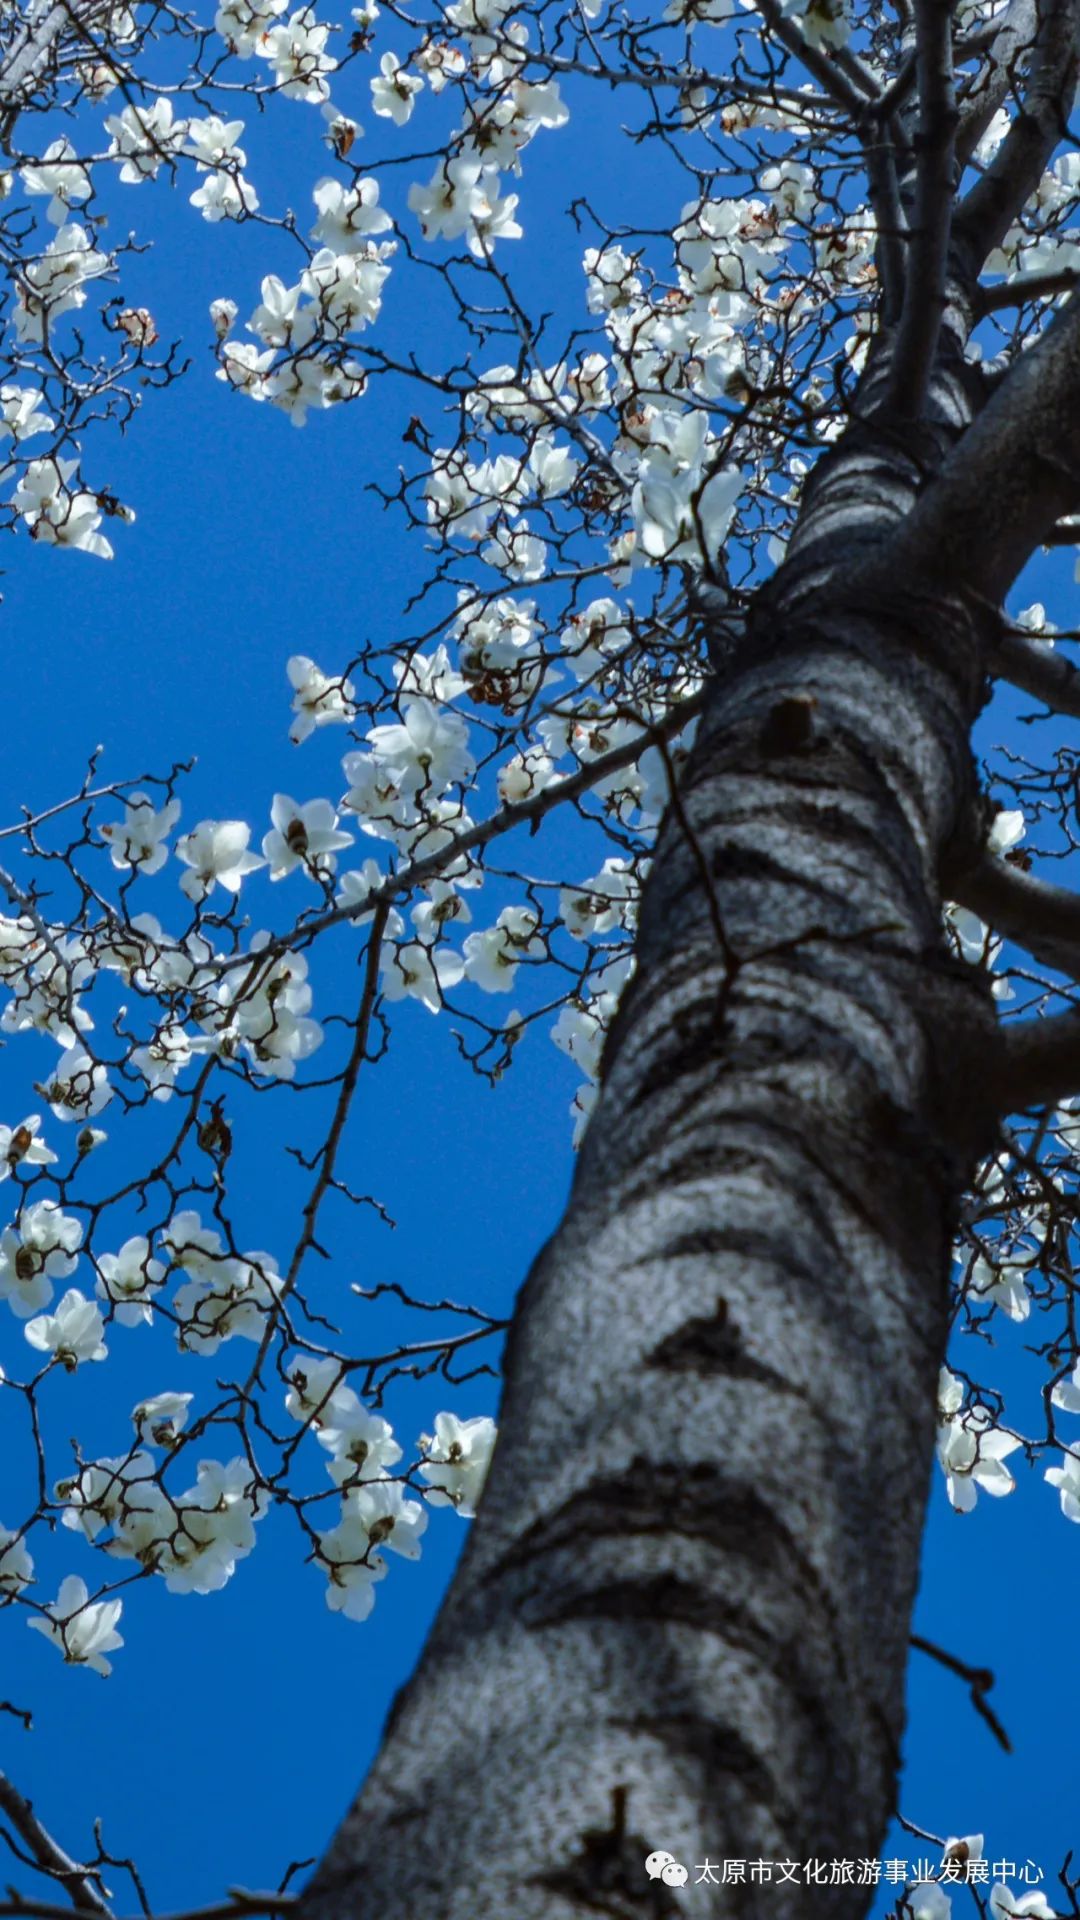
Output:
[300,0,1080,1905]
[303,550,1002,1919]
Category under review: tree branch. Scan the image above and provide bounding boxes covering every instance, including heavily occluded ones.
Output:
[0,1896,296,1920]
[949,851,1080,977]
[996,1003,1080,1110]
[910,1634,1012,1752]
[887,0,958,413]
[878,291,1080,599]
[955,0,1080,270]
[977,265,1080,309]
[991,630,1080,715]
[954,0,1036,163]
[0,1775,110,1917]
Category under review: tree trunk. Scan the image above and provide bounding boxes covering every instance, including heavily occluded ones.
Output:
[302,557,1002,1919]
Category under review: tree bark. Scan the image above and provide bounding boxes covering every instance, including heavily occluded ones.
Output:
[302,561,1002,1919]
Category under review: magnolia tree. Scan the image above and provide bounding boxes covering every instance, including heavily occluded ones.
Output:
[2,0,1080,1913]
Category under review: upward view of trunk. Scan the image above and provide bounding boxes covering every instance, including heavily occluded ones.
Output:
[300,1,1080,1910]
[303,485,1002,1917]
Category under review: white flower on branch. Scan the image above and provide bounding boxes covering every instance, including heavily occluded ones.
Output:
[364,699,475,797]
[132,1392,193,1448]
[341,1479,427,1560]
[263,793,354,881]
[310,176,392,250]
[936,1371,1022,1512]
[258,8,338,101]
[28,1575,123,1675]
[1045,1447,1080,1523]
[418,1413,496,1517]
[100,792,180,873]
[370,50,423,124]
[0,385,54,443]
[190,168,260,222]
[25,1288,108,1368]
[288,656,358,742]
[20,138,92,225]
[0,1199,82,1318]
[0,1114,57,1180]
[38,1044,112,1123]
[105,100,188,182]
[11,457,117,558]
[0,1526,33,1596]
[14,225,111,344]
[462,906,543,993]
[176,819,265,900]
[215,0,285,56]
[315,1512,389,1622]
[96,1236,167,1327]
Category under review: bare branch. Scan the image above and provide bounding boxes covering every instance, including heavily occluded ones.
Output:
[886,0,958,413]
[950,851,1080,977]
[879,292,1080,598]
[910,1633,1013,1752]
[991,631,1080,714]
[955,0,1080,271]
[977,266,1080,309]
[0,1774,110,1917]
[996,1003,1080,1110]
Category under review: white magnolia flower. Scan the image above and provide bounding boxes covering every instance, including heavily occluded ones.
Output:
[462,906,544,992]
[159,1457,268,1594]
[318,1399,403,1487]
[0,1199,82,1317]
[14,226,111,344]
[101,792,180,874]
[341,1479,427,1560]
[285,1355,353,1424]
[259,7,337,101]
[185,114,247,168]
[987,808,1025,857]
[38,1043,112,1122]
[0,1114,56,1180]
[0,385,54,443]
[21,138,92,224]
[132,1391,193,1447]
[105,99,188,182]
[287,656,357,742]
[131,1025,193,1100]
[908,1885,952,1920]
[1045,1446,1080,1521]
[190,169,259,221]
[990,1887,1057,1919]
[176,819,264,901]
[0,1526,33,1595]
[379,939,464,1012]
[497,747,556,804]
[11,457,116,558]
[310,176,392,251]
[965,1250,1033,1323]
[25,1288,107,1367]
[936,1382,1022,1513]
[300,249,389,336]
[96,1236,166,1327]
[173,1249,283,1354]
[315,1511,389,1620]
[28,1575,123,1674]
[263,794,354,880]
[365,699,474,795]
[370,50,423,123]
[215,0,285,55]
[418,1412,496,1516]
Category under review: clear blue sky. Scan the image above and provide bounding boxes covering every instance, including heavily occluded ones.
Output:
[0,21,1076,1920]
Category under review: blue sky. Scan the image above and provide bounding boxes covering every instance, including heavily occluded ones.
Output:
[0,18,1077,1920]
